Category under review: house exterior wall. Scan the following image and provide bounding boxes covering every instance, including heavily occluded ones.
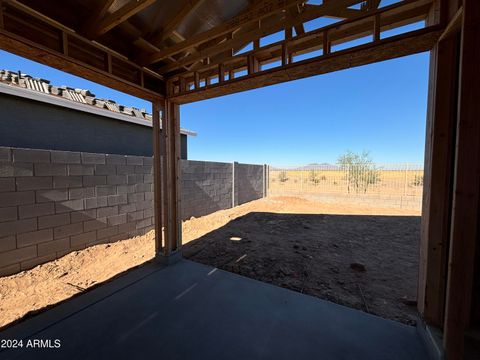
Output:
[0,93,188,159]
[0,147,265,276]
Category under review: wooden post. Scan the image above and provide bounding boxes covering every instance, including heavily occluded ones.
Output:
[218,63,225,83]
[281,43,288,66]
[139,71,145,88]
[152,101,163,256]
[160,100,182,256]
[417,0,460,329]
[179,77,186,93]
[61,32,68,55]
[444,0,480,357]
[418,35,459,327]
[105,53,112,74]
[285,27,292,40]
[248,55,258,75]
[373,14,381,42]
[194,72,200,89]
[323,30,330,55]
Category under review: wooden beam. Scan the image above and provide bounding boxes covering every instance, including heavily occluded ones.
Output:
[156,0,424,75]
[168,27,440,104]
[194,72,200,89]
[152,100,163,256]
[288,4,305,35]
[61,31,68,55]
[171,0,431,86]
[323,30,330,55]
[418,36,459,328]
[281,43,288,65]
[81,0,115,36]
[0,29,163,100]
[91,0,157,38]
[161,101,182,255]
[179,76,186,93]
[438,6,463,42]
[147,0,204,47]
[373,14,381,41]
[218,63,225,83]
[143,0,312,65]
[444,0,480,357]
[120,21,191,71]
[0,0,164,99]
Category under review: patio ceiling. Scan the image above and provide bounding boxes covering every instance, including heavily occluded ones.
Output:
[0,0,441,102]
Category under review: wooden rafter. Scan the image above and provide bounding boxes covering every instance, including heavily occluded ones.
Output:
[157,0,364,74]
[142,0,309,66]
[289,4,305,35]
[166,0,432,89]
[0,0,164,100]
[81,0,115,36]
[90,0,157,38]
[167,26,440,103]
[147,0,205,48]
[165,0,430,79]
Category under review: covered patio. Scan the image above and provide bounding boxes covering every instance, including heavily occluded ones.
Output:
[0,260,429,359]
[0,0,478,358]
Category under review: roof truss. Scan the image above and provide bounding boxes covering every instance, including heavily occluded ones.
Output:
[165,0,438,103]
[0,0,443,103]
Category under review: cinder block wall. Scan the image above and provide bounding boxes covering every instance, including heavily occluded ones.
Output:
[181,160,233,219]
[0,147,265,276]
[236,163,265,205]
[0,146,154,276]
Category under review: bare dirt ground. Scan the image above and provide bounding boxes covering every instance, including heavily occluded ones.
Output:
[0,196,420,328]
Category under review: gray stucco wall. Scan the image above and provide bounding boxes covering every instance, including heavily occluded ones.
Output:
[0,93,188,159]
[0,147,265,277]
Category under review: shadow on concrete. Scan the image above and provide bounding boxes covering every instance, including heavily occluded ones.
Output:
[0,260,429,360]
[183,212,421,325]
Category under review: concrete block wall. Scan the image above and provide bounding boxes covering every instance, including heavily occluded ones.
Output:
[0,146,154,276]
[181,160,233,219]
[181,161,266,219]
[0,147,266,276]
[236,163,265,205]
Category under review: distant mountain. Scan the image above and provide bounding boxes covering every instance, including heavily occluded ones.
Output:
[297,163,340,170]
[269,163,340,171]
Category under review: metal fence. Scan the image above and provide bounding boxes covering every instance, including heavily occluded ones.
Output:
[268,163,424,209]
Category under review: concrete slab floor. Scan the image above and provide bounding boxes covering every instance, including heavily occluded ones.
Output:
[0,260,429,360]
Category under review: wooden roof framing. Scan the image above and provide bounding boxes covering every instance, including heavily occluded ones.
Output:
[0,0,442,102]
[2,1,480,358]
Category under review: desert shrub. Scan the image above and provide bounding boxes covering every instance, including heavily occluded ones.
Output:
[309,170,317,183]
[278,170,288,183]
[337,150,381,194]
[412,174,424,186]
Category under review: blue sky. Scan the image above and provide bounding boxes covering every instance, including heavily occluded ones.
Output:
[0,30,429,167]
